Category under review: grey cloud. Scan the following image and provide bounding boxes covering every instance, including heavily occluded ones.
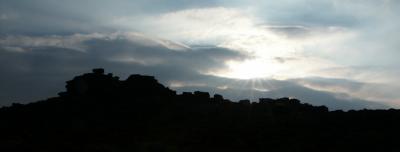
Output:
[1,0,398,36]
[173,76,388,110]
[274,57,298,64]
[0,33,247,105]
[157,73,389,110]
[83,36,248,73]
[0,14,8,20]
[260,83,388,110]
[289,76,400,108]
[225,0,400,29]
[266,25,311,38]
[0,0,218,35]
[0,33,392,110]
[225,0,360,27]
[292,77,365,92]
[1,0,399,109]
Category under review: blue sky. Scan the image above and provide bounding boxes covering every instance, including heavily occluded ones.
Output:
[0,0,399,110]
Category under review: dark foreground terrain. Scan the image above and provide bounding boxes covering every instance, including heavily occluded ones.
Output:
[1,69,399,152]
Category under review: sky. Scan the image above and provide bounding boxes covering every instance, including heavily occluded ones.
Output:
[0,0,399,110]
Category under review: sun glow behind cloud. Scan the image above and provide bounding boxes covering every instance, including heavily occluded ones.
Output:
[115,7,358,81]
[222,59,280,79]
[110,6,400,107]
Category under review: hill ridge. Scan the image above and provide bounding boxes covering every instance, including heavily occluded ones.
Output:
[1,68,400,152]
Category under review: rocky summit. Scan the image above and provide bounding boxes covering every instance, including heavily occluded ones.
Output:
[1,69,399,152]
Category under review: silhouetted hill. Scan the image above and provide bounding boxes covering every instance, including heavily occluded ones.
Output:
[1,69,400,152]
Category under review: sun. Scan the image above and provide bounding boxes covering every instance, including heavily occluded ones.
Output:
[218,59,280,80]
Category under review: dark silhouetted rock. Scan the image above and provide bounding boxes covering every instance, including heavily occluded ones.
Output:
[239,99,250,105]
[213,94,224,102]
[259,98,274,103]
[1,68,399,152]
[92,68,105,74]
[194,91,210,99]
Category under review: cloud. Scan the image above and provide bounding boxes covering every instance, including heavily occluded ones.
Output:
[292,76,400,108]
[172,77,389,110]
[1,46,26,53]
[0,14,8,20]
[273,57,298,64]
[1,0,399,109]
[113,7,261,45]
[0,32,390,110]
[293,77,365,93]
[1,29,396,109]
[121,7,361,81]
[0,0,219,35]
[223,0,399,27]
[265,25,311,38]
[0,32,248,105]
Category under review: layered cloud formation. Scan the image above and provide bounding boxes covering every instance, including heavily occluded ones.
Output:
[0,0,399,110]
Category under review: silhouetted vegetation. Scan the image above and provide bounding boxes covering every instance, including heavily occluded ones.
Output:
[1,69,400,152]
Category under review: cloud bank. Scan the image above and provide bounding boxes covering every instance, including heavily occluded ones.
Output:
[0,33,389,110]
[1,0,399,109]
